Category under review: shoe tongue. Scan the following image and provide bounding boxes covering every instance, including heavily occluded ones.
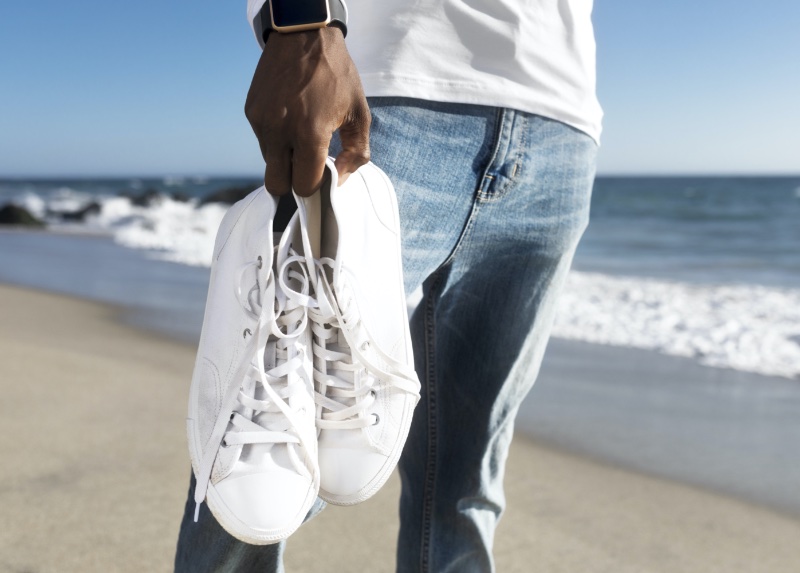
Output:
[324,160,344,285]
[256,341,277,402]
[293,158,344,285]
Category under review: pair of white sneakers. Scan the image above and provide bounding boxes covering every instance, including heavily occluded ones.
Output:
[186,159,420,545]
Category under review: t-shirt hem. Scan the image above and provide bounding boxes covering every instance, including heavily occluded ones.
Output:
[360,73,602,145]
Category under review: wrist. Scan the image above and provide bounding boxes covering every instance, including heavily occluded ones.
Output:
[264,26,345,51]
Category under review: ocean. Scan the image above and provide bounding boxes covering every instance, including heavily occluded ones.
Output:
[1,175,799,378]
[560,176,800,379]
[3,174,800,516]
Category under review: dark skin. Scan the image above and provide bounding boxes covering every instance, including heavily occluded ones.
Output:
[245,27,371,197]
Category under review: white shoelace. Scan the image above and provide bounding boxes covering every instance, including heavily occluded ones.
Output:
[308,258,420,432]
[193,230,318,522]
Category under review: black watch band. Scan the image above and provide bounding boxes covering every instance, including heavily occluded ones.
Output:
[257,0,348,44]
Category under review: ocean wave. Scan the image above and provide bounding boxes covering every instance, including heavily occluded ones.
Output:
[11,188,230,267]
[554,272,800,379]
[7,189,800,379]
[102,197,228,266]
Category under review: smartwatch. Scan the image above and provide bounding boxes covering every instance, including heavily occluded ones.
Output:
[257,0,348,43]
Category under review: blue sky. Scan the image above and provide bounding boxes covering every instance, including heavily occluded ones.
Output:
[0,1,798,176]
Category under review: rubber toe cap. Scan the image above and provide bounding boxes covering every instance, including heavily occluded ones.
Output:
[319,447,389,498]
[214,469,314,533]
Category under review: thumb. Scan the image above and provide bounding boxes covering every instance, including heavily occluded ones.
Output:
[334,103,371,185]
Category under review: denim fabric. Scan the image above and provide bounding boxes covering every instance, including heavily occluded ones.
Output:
[175,97,597,572]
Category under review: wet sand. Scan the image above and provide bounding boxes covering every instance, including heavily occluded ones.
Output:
[2,283,800,572]
[523,338,800,518]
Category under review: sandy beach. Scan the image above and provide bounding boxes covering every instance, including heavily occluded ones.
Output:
[2,283,800,573]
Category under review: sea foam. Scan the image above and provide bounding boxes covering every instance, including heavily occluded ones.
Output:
[10,189,800,379]
[554,272,800,379]
[13,188,230,267]
[94,196,228,266]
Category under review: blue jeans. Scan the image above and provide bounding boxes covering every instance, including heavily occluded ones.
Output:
[175,97,597,572]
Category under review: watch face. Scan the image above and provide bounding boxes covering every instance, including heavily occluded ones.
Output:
[271,0,329,28]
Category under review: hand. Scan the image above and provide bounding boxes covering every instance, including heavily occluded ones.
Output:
[245,27,371,197]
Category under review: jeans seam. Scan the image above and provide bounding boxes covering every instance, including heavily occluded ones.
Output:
[437,200,480,271]
[433,111,504,269]
[476,108,507,202]
[420,270,444,573]
[480,111,527,203]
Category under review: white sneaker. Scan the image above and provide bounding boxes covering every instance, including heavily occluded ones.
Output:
[186,188,318,544]
[294,159,421,505]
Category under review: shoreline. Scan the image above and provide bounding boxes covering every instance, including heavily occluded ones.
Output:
[1,250,799,518]
[2,283,800,572]
[3,227,799,378]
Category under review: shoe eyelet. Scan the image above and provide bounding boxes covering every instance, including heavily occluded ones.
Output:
[370,390,377,399]
[371,413,380,426]
[257,255,263,269]
[359,341,370,352]
[243,328,252,338]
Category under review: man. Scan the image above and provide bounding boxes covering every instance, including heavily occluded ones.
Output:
[176,0,601,570]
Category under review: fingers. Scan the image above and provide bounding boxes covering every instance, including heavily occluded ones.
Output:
[262,139,329,197]
[291,143,329,197]
[249,98,293,196]
[335,101,371,186]
[263,146,292,196]
[254,100,330,197]
[259,113,367,196]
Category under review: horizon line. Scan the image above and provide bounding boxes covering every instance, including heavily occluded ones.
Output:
[1,171,800,180]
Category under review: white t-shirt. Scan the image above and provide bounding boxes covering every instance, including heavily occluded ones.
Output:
[247,0,602,143]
